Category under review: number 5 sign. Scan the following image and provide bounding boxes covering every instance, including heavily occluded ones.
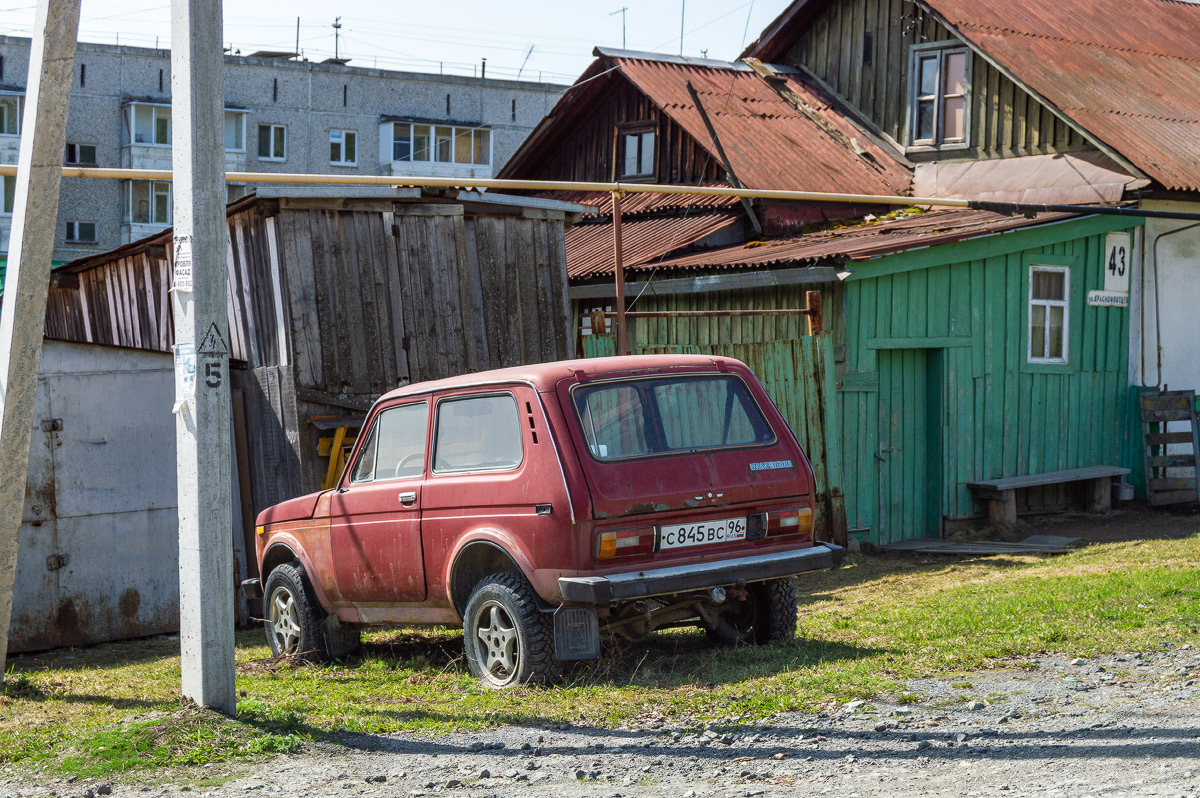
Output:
[1104,232,1131,294]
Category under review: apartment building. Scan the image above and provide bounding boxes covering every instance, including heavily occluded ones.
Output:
[0,36,565,261]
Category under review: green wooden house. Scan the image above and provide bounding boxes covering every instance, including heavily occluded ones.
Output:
[583,210,1141,544]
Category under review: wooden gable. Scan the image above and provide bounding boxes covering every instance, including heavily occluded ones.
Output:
[784,0,1092,160]
[513,72,725,187]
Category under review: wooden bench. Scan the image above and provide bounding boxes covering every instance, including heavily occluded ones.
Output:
[967,466,1131,525]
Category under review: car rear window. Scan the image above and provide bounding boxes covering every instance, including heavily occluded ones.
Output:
[574,375,776,461]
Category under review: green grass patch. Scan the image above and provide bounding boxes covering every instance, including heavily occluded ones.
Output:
[2,534,1198,781]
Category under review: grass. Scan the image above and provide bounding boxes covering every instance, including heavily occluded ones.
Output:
[2,533,1198,781]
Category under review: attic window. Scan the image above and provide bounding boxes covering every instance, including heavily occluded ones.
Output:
[908,44,970,149]
[618,123,656,180]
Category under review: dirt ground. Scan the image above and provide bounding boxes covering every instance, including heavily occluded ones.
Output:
[6,648,1196,798]
[3,505,1198,798]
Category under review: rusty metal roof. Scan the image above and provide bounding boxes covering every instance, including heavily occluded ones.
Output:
[609,53,912,197]
[922,0,1200,192]
[620,209,1077,274]
[533,189,742,219]
[566,212,744,279]
[745,0,1200,192]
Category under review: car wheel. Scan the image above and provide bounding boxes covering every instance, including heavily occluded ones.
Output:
[462,572,560,688]
[262,563,360,660]
[706,578,797,646]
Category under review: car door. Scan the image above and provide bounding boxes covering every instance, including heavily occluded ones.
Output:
[329,399,429,603]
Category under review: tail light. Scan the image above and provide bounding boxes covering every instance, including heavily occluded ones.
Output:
[597,527,656,559]
[753,507,813,538]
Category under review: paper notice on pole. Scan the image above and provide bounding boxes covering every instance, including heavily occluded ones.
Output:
[173,234,193,293]
[173,343,196,413]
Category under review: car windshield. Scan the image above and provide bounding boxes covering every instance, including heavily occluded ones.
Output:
[573,374,776,461]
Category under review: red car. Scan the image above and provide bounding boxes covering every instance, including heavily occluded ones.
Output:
[243,355,843,687]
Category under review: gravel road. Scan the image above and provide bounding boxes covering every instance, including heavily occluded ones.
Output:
[7,646,1198,798]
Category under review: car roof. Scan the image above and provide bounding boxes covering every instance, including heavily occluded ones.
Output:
[376,354,746,402]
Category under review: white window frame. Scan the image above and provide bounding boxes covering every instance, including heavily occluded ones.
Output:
[908,42,971,151]
[1,174,14,215]
[257,123,287,162]
[224,110,247,153]
[123,102,173,147]
[65,142,98,165]
[0,91,24,137]
[126,180,173,225]
[1028,264,1070,365]
[65,220,98,244]
[329,129,357,166]
[388,121,491,166]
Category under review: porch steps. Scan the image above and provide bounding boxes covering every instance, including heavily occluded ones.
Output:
[1140,390,1200,505]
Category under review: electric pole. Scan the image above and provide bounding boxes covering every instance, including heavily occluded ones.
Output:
[171,0,235,714]
[0,0,80,679]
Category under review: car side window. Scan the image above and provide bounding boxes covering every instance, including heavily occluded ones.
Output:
[350,402,428,483]
[433,394,523,473]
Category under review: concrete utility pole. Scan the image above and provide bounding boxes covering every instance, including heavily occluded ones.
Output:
[171,0,235,714]
[0,0,80,676]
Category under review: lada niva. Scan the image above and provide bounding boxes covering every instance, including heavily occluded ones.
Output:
[243,355,844,687]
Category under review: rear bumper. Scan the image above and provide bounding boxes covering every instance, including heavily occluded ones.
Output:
[557,542,844,605]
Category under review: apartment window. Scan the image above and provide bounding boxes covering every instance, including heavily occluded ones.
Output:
[65,143,97,165]
[127,103,171,145]
[909,44,969,148]
[391,122,489,165]
[1028,265,1069,364]
[329,129,357,166]
[619,126,655,179]
[257,124,286,161]
[2,175,14,214]
[224,111,246,152]
[128,180,172,225]
[65,221,97,243]
[0,92,23,136]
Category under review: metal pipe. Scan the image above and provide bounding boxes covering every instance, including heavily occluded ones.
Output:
[612,191,627,356]
[1145,221,1200,388]
[602,308,812,317]
[2,163,1198,220]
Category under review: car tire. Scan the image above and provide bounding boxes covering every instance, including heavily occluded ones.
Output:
[263,562,360,660]
[706,578,798,646]
[462,572,560,688]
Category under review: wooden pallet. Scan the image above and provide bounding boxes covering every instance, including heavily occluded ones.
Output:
[1140,390,1200,505]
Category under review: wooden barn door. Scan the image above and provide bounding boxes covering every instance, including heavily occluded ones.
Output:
[876,349,944,543]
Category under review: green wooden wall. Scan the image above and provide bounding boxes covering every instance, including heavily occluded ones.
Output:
[838,215,1142,542]
[787,0,1091,159]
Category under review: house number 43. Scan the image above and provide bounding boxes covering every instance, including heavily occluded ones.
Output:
[1103,232,1131,293]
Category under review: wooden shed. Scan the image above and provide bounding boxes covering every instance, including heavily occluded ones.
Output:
[43,187,584,528]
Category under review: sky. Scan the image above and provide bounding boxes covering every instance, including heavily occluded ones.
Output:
[0,1,793,85]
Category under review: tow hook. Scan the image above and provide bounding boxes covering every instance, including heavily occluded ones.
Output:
[727,578,749,602]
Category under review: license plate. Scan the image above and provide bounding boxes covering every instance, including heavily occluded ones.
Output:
[659,516,748,550]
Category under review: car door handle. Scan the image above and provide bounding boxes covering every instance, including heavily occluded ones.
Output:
[399,491,417,505]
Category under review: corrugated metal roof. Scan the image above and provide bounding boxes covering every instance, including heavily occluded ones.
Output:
[566,212,743,279]
[919,0,1200,192]
[611,55,912,197]
[620,209,1078,273]
[533,189,742,218]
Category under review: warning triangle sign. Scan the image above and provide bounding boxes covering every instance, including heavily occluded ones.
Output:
[197,323,229,356]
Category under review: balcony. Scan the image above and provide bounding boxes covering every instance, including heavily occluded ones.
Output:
[120,145,246,172]
[120,222,169,245]
[383,159,493,181]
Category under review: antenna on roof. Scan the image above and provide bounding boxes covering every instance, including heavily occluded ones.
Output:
[332,17,342,61]
[517,45,534,79]
[295,17,300,57]
[679,0,685,55]
[609,7,628,49]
